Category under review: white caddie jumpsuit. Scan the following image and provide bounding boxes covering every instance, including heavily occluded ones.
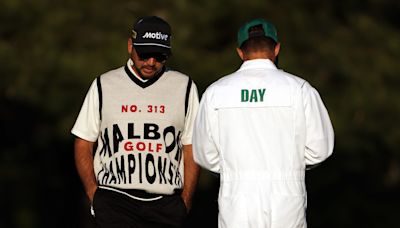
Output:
[193,59,334,228]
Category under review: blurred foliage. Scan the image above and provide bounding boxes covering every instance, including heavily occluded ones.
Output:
[1,0,399,227]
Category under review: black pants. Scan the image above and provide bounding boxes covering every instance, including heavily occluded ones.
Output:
[92,188,187,228]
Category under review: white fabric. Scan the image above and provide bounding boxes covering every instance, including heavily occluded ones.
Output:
[72,61,199,194]
[193,59,334,228]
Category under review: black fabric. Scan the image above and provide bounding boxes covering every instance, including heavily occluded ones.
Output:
[98,185,182,199]
[92,188,187,228]
[132,16,171,56]
[96,76,103,120]
[184,78,192,116]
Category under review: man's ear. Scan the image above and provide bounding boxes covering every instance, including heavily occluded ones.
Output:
[236,48,245,60]
[274,43,281,57]
[128,38,133,54]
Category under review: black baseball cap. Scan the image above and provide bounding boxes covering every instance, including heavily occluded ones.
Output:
[131,16,171,56]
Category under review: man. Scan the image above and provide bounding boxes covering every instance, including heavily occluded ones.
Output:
[193,18,334,228]
[72,16,200,228]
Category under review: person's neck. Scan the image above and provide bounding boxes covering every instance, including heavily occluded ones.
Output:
[243,52,275,62]
[128,60,149,82]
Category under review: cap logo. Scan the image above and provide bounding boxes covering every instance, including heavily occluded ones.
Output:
[131,30,137,39]
[142,32,169,41]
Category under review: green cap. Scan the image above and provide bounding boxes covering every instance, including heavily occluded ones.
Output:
[237,18,278,47]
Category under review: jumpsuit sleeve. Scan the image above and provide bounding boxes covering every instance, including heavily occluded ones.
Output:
[192,89,220,173]
[302,82,334,166]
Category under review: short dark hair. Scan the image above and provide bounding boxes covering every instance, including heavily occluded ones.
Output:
[240,36,277,53]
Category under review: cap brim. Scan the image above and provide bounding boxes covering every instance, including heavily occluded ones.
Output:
[134,45,171,55]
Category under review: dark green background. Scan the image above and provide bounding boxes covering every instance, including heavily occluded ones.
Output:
[1,0,399,227]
